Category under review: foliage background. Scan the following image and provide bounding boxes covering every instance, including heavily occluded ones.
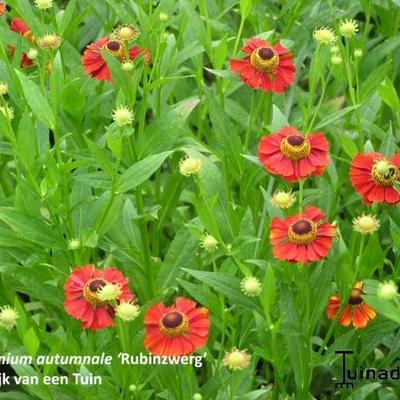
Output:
[0,0,400,399]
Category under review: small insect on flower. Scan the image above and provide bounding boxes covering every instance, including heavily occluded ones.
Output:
[38,34,61,49]
[112,106,134,126]
[271,191,296,209]
[339,19,359,38]
[241,276,262,297]
[352,214,379,234]
[0,82,8,96]
[200,233,218,252]
[144,297,209,356]
[230,37,295,94]
[114,25,139,41]
[115,301,140,321]
[331,55,342,65]
[258,126,329,182]
[326,282,376,329]
[313,27,336,45]
[179,156,202,176]
[349,152,400,205]
[27,48,38,60]
[223,348,250,371]
[377,281,398,300]
[0,104,14,121]
[270,206,336,264]
[34,0,53,10]
[0,306,19,330]
[64,264,134,330]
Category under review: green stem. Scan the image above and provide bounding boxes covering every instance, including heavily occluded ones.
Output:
[244,91,256,150]
[233,17,245,56]
[355,235,366,280]
[298,180,304,212]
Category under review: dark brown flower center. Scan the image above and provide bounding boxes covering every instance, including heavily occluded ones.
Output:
[250,46,279,74]
[88,279,107,293]
[292,219,312,234]
[159,311,189,337]
[162,312,183,328]
[258,47,275,60]
[83,278,108,305]
[106,40,121,52]
[287,135,305,146]
[288,218,317,245]
[348,296,363,305]
[348,288,363,305]
[280,135,311,160]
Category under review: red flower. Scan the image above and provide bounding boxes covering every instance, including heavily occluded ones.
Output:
[326,282,376,329]
[230,38,295,93]
[0,3,6,16]
[64,264,134,330]
[9,18,35,68]
[269,206,336,264]
[258,126,329,182]
[81,37,151,82]
[349,152,400,205]
[144,297,209,356]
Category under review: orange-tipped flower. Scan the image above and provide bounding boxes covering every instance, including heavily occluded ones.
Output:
[269,206,336,264]
[230,37,295,94]
[144,297,209,356]
[326,282,376,329]
[258,126,329,182]
[81,37,150,83]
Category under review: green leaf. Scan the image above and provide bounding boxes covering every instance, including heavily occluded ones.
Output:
[363,295,400,324]
[137,98,199,157]
[378,77,400,111]
[270,105,289,132]
[0,208,63,248]
[339,133,359,158]
[23,327,40,357]
[205,88,242,176]
[183,269,263,314]
[15,70,55,129]
[116,151,172,193]
[261,263,276,319]
[156,226,200,290]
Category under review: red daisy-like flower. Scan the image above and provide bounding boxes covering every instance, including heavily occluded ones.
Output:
[326,282,376,329]
[349,152,400,205]
[0,3,6,16]
[81,37,151,82]
[9,18,35,68]
[230,38,295,93]
[258,126,329,182]
[269,206,336,264]
[144,297,209,356]
[64,264,134,330]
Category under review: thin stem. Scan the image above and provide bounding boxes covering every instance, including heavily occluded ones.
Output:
[355,235,366,280]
